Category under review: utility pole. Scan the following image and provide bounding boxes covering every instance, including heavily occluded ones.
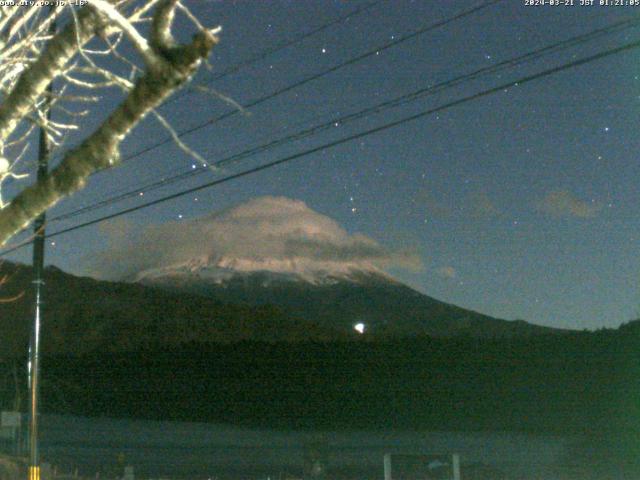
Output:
[28,99,50,480]
[28,122,49,480]
[29,10,55,480]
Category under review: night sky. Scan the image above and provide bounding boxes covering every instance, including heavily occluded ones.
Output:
[3,0,640,330]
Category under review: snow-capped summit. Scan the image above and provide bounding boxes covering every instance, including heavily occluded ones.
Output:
[96,196,419,285]
[133,253,395,287]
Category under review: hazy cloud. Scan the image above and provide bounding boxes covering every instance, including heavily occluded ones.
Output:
[469,191,501,219]
[437,266,457,279]
[87,196,422,280]
[413,189,452,218]
[536,189,601,218]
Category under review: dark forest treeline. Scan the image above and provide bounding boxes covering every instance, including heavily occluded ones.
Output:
[1,325,638,473]
[23,323,639,437]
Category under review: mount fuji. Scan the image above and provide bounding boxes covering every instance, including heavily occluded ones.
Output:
[84,196,563,339]
[131,253,562,339]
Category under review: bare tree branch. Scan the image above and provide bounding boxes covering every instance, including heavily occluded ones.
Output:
[0,2,218,245]
[0,6,100,146]
[0,1,220,246]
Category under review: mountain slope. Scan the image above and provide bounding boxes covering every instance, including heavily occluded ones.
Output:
[135,260,565,339]
[0,257,565,359]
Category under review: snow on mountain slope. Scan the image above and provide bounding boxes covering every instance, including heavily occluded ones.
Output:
[133,254,397,287]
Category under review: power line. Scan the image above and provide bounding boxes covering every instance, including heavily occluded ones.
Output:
[39,0,385,171]
[165,0,385,106]
[48,0,504,174]
[2,35,638,257]
[51,13,640,222]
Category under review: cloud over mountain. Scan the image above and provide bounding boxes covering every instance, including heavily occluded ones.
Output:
[437,266,457,279]
[536,189,601,218]
[87,196,421,281]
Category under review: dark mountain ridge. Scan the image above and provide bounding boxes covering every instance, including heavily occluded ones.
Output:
[137,266,567,339]
[0,260,566,357]
[0,262,350,357]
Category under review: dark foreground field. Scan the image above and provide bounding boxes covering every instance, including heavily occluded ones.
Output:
[1,324,638,478]
[0,325,629,478]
